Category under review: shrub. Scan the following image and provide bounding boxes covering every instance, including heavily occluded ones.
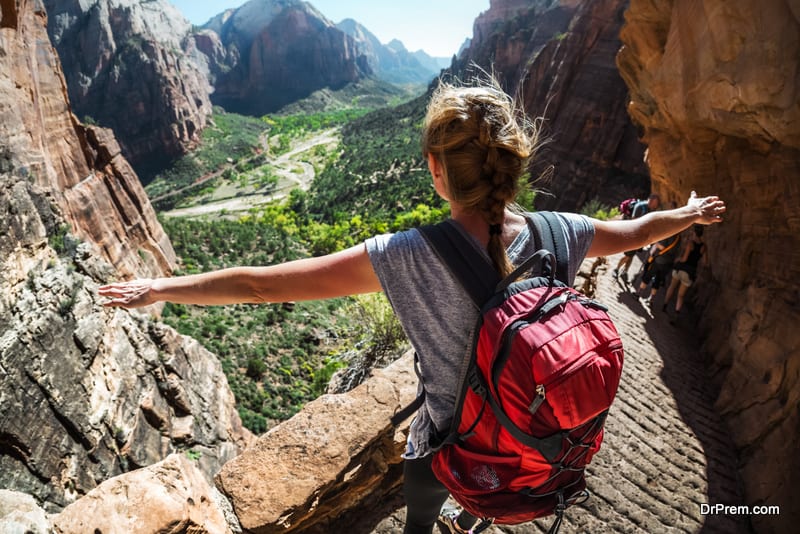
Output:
[246,357,267,379]
[580,197,619,220]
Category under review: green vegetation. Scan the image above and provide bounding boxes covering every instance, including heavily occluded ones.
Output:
[307,94,445,223]
[262,109,370,139]
[275,78,419,115]
[185,449,202,462]
[580,198,620,220]
[58,279,83,317]
[49,224,71,255]
[160,215,350,432]
[159,209,415,434]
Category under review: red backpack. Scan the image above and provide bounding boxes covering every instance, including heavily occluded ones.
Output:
[619,198,639,219]
[395,212,624,533]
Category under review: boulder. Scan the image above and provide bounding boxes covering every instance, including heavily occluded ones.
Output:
[0,490,51,534]
[216,352,417,534]
[52,453,233,534]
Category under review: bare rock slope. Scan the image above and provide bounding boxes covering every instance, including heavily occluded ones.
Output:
[454,0,649,211]
[42,0,213,177]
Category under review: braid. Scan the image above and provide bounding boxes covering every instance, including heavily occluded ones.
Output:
[483,148,520,277]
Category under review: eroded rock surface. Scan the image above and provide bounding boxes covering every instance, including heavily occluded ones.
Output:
[0,0,175,280]
[0,0,250,512]
[43,0,212,176]
[0,244,252,510]
[617,1,800,531]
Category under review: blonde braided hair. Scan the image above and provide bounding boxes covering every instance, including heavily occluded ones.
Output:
[422,78,539,277]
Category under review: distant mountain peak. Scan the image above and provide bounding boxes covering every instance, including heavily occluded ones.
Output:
[204,0,332,41]
[198,0,372,115]
[336,20,442,85]
[387,39,407,53]
[336,18,379,45]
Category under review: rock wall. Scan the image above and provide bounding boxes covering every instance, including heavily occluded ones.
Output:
[42,0,212,178]
[0,250,252,510]
[617,1,800,532]
[453,0,649,211]
[1,0,250,512]
[0,0,175,280]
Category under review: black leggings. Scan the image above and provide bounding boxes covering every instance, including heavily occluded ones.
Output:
[403,455,478,534]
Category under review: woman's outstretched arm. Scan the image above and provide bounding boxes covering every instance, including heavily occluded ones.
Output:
[98,243,381,308]
[587,191,726,258]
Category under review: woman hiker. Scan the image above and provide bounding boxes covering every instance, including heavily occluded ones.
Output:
[99,78,727,534]
[662,224,708,322]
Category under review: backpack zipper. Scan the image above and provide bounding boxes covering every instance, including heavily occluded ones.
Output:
[529,384,546,415]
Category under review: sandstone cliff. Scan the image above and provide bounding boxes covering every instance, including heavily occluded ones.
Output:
[617,1,800,531]
[202,0,371,115]
[453,0,649,211]
[42,0,213,179]
[1,0,174,280]
[1,0,250,512]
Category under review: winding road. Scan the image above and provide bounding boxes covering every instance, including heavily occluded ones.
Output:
[162,128,339,219]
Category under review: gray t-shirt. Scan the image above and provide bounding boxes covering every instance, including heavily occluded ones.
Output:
[366,212,595,458]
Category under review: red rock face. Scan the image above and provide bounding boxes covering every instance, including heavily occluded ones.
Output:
[618,1,800,531]
[42,0,212,179]
[1,1,249,512]
[455,0,649,211]
[210,3,371,115]
[0,0,175,279]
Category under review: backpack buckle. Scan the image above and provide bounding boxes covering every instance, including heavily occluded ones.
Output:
[468,369,487,398]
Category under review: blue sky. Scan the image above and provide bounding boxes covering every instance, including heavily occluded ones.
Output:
[168,0,490,57]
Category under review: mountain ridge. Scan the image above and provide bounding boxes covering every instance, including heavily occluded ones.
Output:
[336,18,444,85]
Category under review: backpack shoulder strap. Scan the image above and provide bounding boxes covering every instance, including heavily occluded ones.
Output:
[528,211,570,284]
[417,220,499,308]
[400,221,496,436]
[656,234,681,256]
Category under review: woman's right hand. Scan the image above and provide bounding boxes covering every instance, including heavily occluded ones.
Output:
[98,279,158,308]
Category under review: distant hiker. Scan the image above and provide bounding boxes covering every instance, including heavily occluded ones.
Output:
[662,225,707,321]
[611,194,661,283]
[99,77,727,534]
[635,232,681,307]
[618,197,638,219]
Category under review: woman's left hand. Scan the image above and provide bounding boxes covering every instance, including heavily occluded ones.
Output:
[687,191,726,224]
